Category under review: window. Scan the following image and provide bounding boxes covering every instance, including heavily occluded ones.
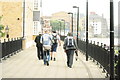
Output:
[34,22,38,35]
[34,0,38,10]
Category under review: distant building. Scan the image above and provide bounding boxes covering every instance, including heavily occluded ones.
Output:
[42,16,52,33]
[89,12,108,38]
[79,12,108,38]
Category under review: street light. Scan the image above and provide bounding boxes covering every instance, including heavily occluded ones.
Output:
[73,6,79,44]
[86,0,89,61]
[68,12,73,34]
[5,25,9,38]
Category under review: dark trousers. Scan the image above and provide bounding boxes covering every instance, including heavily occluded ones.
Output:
[43,50,50,64]
[37,46,43,60]
[66,50,74,67]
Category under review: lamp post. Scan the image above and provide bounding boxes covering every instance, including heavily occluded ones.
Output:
[73,6,79,44]
[5,25,9,38]
[68,12,73,34]
[110,0,114,79]
[23,0,25,38]
[86,0,88,61]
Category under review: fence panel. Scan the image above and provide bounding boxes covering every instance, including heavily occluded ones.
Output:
[1,38,23,59]
[77,39,110,75]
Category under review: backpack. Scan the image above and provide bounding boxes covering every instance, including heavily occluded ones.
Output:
[67,37,74,47]
[52,35,57,44]
[42,35,51,50]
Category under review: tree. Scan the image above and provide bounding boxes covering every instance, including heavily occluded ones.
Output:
[0,16,5,38]
[50,20,64,31]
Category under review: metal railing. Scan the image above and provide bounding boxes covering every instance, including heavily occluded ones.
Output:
[115,53,120,80]
[0,37,23,61]
[61,36,120,79]
[78,39,110,76]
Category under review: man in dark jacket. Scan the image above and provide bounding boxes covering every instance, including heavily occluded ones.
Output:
[35,33,43,60]
[63,32,78,68]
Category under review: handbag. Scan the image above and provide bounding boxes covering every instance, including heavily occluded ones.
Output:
[43,45,51,50]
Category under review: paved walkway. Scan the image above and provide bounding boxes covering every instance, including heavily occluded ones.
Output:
[2,43,106,78]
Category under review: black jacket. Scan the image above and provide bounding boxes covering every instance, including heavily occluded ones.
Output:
[35,35,43,47]
[63,36,77,50]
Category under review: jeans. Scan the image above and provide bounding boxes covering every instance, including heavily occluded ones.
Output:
[43,50,50,64]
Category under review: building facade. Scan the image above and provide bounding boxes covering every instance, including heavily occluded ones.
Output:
[0,0,23,38]
[33,0,42,35]
[0,0,40,49]
[42,16,52,33]
[79,12,108,38]
[89,12,108,38]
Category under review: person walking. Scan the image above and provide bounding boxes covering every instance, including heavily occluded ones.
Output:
[40,30,52,66]
[50,31,61,61]
[34,33,43,60]
[63,32,78,68]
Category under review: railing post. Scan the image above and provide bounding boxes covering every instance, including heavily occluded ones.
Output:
[11,38,13,56]
[117,51,120,80]
[0,40,2,63]
[7,38,10,58]
[93,41,95,62]
[104,44,107,50]
[3,39,6,60]
[101,43,103,48]
[89,40,92,60]
[96,42,99,65]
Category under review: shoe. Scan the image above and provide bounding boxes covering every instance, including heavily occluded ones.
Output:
[54,58,56,61]
[76,58,77,61]
[38,58,40,60]
[44,63,46,65]
[69,66,72,68]
[67,62,69,67]
[47,61,49,66]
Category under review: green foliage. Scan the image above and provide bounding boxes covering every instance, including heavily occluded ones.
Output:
[0,16,2,21]
[0,25,4,30]
[50,20,65,31]
[0,16,5,37]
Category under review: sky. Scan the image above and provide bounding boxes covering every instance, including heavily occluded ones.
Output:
[42,0,120,26]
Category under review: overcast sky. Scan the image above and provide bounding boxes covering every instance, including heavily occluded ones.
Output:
[42,0,109,16]
[42,0,119,25]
